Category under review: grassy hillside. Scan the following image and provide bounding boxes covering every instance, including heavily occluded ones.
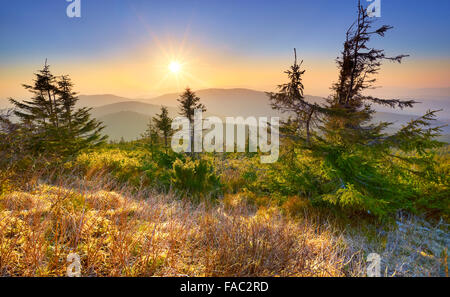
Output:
[2,91,449,276]
[1,143,447,276]
[0,180,356,276]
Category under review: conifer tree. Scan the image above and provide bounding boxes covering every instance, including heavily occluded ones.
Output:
[312,2,444,216]
[56,75,107,154]
[177,88,206,154]
[178,88,206,122]
[268,49,320,145]
[9,61,60,153]
[321,2,418,146]
[9,62,106,157]
[153,106,173,153]
[269,2,444,217]
[142,119,159,158]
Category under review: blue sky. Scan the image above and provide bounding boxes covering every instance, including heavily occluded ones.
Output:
[1,0,449,97]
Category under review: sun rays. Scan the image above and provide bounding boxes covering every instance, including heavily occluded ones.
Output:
[132,10,209,92]
[169,61,181,73]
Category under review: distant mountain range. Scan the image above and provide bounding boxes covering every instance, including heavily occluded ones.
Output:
[98,111,152,141]
[84,89,326,141]
[93,102,179,141]
[91,101,178,119]
[144,88,327,118]
[77,94,138,108]
[2,88,449,142]
[0,94,138,110]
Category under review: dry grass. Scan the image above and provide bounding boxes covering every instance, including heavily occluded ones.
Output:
[0,176,447,277]
[0,176,364,277]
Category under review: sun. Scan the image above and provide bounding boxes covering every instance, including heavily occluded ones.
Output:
[169,61,181,73]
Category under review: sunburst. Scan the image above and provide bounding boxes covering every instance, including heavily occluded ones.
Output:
[169,61,181,73]
[134,11,209,91]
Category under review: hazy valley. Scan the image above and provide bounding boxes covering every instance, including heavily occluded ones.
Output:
[72,89,450,141]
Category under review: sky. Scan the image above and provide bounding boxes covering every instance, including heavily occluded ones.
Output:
[1,0,450,99]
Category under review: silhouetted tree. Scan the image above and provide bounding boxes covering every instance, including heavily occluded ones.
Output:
[177,87,206,154]
[268,49,320,145]
[178,88,206,122]
[269,2,444,218]
[313,1,444,216]
[9,62,106,157]
[56,75,107,154]
[323,2,414,146]
[153,106,173,153]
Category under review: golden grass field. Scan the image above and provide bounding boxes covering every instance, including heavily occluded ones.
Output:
[0,174,447,277]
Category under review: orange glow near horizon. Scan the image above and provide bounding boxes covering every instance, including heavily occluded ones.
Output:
[1,3,449,102]
[0,43,449,100]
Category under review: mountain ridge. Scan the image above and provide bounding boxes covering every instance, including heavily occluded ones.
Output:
[2,88,449,142]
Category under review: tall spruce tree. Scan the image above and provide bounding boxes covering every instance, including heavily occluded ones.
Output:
[268,49,320,145]
[177,88,206,154]
[153,106,173,153]
[322,2,414,147]
[177,88,206,122]
[269,2,444,217]
[56,75,107,154]
[9,62,106,157]
[314,2,444,217]
[9,61,59,153]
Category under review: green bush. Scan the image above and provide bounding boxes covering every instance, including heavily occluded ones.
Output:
[171,158,221,200]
